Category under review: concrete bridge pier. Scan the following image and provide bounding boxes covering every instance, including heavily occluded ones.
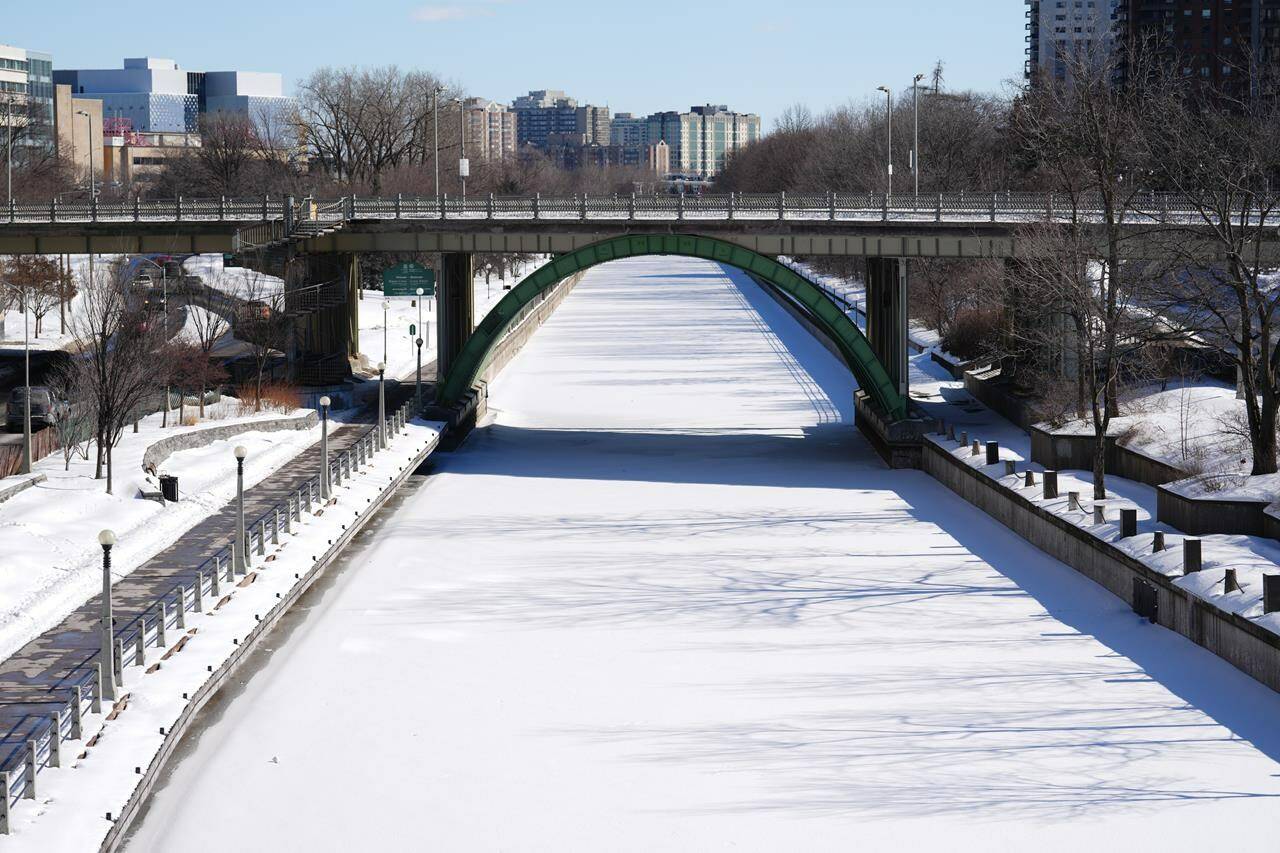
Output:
[437,251,475,381]
[864,257,909,401]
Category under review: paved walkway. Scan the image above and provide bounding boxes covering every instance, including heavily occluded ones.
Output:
[0,381,417,770]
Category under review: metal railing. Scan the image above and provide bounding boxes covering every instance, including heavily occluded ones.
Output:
[3,191,1278,233]
[0,396,423,833]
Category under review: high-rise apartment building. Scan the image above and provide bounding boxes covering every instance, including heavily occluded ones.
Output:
[0,43,54,149]
[610,112,648,148]
[1115,0,1280,92]
[54,58,294,139]
[511,89,610,149]
[1024,0,1119,80]
[645,105,761,178]
[463,98,516,161]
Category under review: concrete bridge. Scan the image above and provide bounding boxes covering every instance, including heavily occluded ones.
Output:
[0,191,1266,451]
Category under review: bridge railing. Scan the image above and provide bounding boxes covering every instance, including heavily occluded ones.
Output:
[5,192,1280,235]
[4,195,285,225]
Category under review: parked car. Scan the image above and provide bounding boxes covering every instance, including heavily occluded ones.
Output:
[6,386,65,431]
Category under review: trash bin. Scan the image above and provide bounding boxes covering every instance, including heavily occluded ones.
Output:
[159,475,179,503]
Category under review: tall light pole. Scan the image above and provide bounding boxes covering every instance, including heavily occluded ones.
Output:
[6,93,13,208]
[433,85,443,203]
[75,109,95,198]
[98,529,117,703]
[19,281,30,474]
[377,362,387,450]
[457,98,468,202]
[382,298,391,364]
[319,395,331,500]
[415,287,425,410]
[911,73,925,201]
[233,445,247,574]
[875,86,892,200]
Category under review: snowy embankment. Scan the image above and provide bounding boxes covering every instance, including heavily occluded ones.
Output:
[2,417,441,848]
[0,398,330,663]
[935,431,1280,637]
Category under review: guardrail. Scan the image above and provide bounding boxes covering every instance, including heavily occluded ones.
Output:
[4,191,1280,231]
[0,396,421,833]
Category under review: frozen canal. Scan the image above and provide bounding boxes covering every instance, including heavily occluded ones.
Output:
[128,257,1280,851]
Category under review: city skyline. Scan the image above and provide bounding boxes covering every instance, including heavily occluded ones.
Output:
[4,0,1026,127]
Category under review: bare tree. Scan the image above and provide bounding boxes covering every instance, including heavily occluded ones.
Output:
[1142,54,1280,474]
[184,280,233,416]
[3,255,66,337]
[70,259,163,493]
[234,271,290,411]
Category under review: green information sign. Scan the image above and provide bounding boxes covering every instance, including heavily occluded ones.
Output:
[382,262,435,297]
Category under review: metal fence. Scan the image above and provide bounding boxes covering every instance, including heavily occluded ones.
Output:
[0,396,422,833]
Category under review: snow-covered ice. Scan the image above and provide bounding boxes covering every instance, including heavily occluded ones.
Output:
[125,256,1280,851]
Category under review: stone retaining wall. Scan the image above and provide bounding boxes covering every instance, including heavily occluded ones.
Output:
[0,473,46,504]
[142,412,319,474]
[1029,424,1188,489]
[923,438,1280,695]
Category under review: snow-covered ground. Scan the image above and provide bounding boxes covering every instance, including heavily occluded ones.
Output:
[0,398,328,663]
[125,257,1280,851]
[2,416,441,849]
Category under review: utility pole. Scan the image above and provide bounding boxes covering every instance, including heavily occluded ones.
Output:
[6,93,12,209]
[458,98,468,202]
[433,86,443,202]
[875,86,893,199]
[912,73,925,201]
[76,109,94,198]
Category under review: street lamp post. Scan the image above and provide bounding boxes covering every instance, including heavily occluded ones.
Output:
[875,86,892,200]
[233,445,247,574]
[377,362,387,450]
[415,287,425,410]
[458,98,468,202]
[319,396,331,500]
[19,282,30,474]
[6,93,12,208]
[75,109,95,199]
[98,529,117,702]
[382,298,390,365]
[433,85,443,203]
[911,73,925,201]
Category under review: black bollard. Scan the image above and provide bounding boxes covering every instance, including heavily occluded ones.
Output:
[1184,538,1202,574]
[1119,508,1137,538]
[1043,470,1059,500]
[986,441,999,465]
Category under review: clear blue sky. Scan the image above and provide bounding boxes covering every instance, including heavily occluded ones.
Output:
[7,0,1025,127]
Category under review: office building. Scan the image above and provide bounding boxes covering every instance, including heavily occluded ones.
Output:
[1024,0,1119,81]
[53,85,103,184]
[54,58,294,139]
[463,98,516,161]
[0,43,54,149]
[644,105,761,179]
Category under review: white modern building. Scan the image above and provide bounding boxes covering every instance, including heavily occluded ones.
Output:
[53,58,294,138]
[0,43,54,148]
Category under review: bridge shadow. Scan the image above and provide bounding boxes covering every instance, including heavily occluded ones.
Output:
[418,418,1280,819]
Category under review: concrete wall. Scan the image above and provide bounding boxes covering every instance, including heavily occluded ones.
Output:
[142,412,318,474]
[1156,485,1272,538]
[923,439,1280,695]
[1030,425,1188,488]
[0,473,46,504]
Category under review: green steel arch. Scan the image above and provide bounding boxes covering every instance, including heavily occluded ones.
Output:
[438,234,906,419]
